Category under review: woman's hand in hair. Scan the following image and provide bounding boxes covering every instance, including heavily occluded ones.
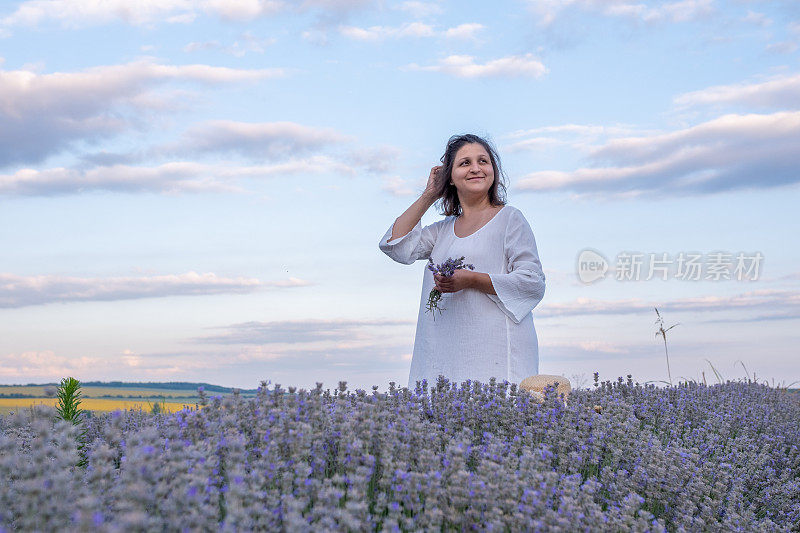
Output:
[422,165,443,202]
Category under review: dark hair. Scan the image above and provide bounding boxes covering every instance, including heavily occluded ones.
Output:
[434,133,507,217]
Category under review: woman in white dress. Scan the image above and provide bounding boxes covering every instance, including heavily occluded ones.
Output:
[379,134,546,391]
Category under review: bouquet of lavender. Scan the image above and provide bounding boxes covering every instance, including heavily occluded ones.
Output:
[425,256,474,320]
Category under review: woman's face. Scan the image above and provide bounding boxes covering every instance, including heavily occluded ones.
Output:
[450,142,495,200]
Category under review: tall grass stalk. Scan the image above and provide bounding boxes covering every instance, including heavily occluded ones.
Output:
[705,359,797,391]
[654,308,679,387]
[705,359,724,384]
[735,360,752,382]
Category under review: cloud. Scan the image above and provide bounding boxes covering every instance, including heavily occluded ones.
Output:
[133,341,413,388]
[344,145,401,174]
[1,127,396,196]
[183,317,416,387]
[0,271,310,308]
[183,32,276,56]
[381,176,416,197]
[338,21,484,41]
[339,21,435,40]
[444,23,485,40]
[503,124,648,153]
[698,311,800,323]
[0,348,223,381]
[171,120,351,159]
[527,0,715,27]
[194,318,414,345]
[741,10,771,27]
[538,340,636,362]
[1,0,285,28]
[614,0,714,23]
[228,343,413,374]
[0,0,381,40]
[674,74,800,110]
[537,289,800,318]
[0,60,282,168]
[297,0,379,43]
[541,339,630,354]
[763,19,800,54]
[0,343,412,388]
[516,111,800,196]
[0,163,234,196]
[300,0,374,17]
[202,0,284,21]
[2,0,196,26]
[156,123,397,177]
[0,157,358,196]
[184,41,223,53]
[504,124,645,140]
[0,350,106,379]
[765,40,799,54]
[406,53,547,79]
[779,271,800,281]
[393,1,443,18]
[504,136,573,152]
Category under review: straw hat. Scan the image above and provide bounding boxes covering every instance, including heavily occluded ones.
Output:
[518,375,572,402]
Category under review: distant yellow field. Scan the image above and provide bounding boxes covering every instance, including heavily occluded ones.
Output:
[0,385,200,399]
[0,398,193,415]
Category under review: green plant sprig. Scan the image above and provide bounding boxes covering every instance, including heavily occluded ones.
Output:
[55,376,85,423]
[55,376,88,467]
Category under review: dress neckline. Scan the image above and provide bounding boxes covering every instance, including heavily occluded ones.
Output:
[452,206,507,239]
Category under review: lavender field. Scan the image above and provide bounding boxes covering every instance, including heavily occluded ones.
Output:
[1,376,798,532]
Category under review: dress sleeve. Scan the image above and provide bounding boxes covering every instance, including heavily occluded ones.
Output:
[487,210,546,324]
[379,218,440,265]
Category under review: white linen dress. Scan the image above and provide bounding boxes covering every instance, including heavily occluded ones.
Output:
[379,205,546,390]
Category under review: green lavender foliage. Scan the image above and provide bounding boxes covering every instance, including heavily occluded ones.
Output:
[54,376,88,467]
[55,377,84,423]
[1,376,798,531]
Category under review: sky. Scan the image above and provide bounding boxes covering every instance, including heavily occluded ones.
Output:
[1,0,798,391]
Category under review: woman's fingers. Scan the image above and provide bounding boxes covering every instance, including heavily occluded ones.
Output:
[434,274,452,292]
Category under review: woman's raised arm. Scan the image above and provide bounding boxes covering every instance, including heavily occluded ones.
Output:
[390,165,442,241]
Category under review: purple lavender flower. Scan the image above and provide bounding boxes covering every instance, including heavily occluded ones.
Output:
[1,376,797,530]
[425,256,475,320]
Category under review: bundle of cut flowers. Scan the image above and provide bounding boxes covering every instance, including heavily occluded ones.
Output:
[426,256,474,319]
[1,375,799,531]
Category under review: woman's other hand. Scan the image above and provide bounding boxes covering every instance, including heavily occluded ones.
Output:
[434,270,473,293]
